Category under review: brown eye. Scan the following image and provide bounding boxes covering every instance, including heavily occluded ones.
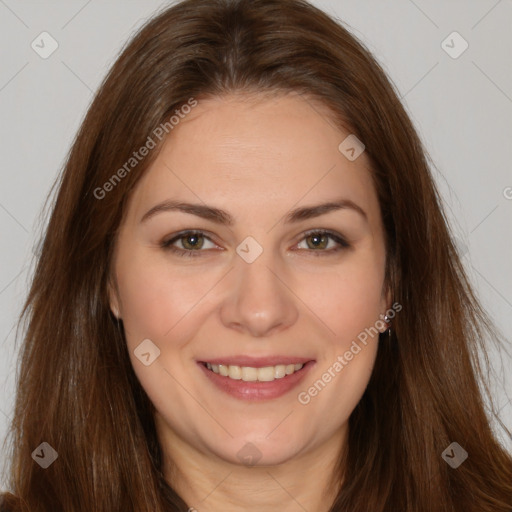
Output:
[305,232,329,250]
[180,233,205,250]
[161,230,217,257]
[296,230,350,255]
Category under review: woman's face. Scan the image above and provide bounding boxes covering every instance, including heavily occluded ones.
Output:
[109,92,391,468]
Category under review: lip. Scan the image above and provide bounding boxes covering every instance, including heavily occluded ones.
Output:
[197,359,316,401]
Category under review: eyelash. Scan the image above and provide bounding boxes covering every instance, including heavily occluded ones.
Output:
[160,229,350,258]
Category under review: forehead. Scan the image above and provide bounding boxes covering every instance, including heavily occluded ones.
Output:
[125,92,380,227]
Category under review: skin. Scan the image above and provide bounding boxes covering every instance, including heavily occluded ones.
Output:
[109,92,392,512]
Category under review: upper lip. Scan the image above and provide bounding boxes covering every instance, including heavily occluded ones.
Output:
[199,356,314,368]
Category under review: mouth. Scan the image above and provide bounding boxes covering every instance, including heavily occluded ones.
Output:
[197,357,315,401]
[202,361,306,382]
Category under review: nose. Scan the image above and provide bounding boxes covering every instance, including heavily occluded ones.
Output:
[219,249,299,338]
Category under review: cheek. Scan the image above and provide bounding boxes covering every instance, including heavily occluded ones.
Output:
[324,347,378,420]
[115,254,207,423]
[296,253,383,408]
[304,257,385,340]
[295,329,379,441]
[115,251,215,342]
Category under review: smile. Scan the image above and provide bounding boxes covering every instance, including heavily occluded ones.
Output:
[198,359,315,401]
[204,362,304,382]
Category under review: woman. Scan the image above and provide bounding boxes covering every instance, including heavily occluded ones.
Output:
[1,0,511,510]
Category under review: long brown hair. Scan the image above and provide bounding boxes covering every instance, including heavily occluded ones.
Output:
[1,0,511,510]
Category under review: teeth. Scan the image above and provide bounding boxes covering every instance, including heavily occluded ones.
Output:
[274,365,286,378]
[228,365,242,380]
[205,362,305,381]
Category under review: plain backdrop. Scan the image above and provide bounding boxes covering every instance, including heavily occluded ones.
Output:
[0,0,511,489]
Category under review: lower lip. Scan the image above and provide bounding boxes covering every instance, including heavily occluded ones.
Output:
[197,361,315,401]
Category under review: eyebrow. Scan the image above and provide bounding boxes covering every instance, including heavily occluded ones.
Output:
[140,198,368,225]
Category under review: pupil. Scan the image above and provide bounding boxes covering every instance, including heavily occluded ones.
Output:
[185,234,201,249]
[310,234,326,249]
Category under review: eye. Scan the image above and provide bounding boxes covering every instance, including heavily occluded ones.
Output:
[160,230,218,257]
[295,229,350,256]
[160,229,350,258]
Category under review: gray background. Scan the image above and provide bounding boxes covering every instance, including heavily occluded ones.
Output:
[1,0,511,488]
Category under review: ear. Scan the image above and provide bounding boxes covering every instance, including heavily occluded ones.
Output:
[107,277,121,319]
[380,279,392,312]
[384,285,393,313]
[379,282,393,332]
